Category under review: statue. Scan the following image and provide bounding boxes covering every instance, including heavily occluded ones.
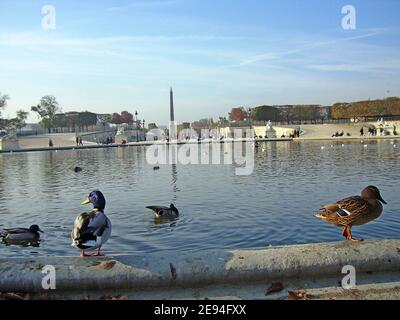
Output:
[115,124,128,144]
[264,120,277,139]
[266,120,273,131]
[116,124,126,136]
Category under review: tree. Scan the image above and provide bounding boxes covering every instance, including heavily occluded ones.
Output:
[0,92,10,117]
[251,105,280,122]
[182,122,190,129]
[228,107,249,122]
[291,105,322,122]
[53,113,67,128]
[31,95,61,132]
[120,111,134,124]
[331,97,400,120]
[100,114,112,124]
[14,110,29,129]
[148,123,158,130]
[110,113,122,124]
[0,93,29,131]
[78,111,97,127]
[279,106,295,124]
[65,112,79,128]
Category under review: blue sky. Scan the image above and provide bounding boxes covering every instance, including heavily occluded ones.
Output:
[0,0,400,125]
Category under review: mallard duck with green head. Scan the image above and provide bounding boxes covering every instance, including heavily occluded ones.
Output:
[315,186,387,242]
[71,190,112,257]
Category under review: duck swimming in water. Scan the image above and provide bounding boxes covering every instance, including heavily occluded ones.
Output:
[71,190,112,257]
[315,186,387,242]
[1,225,43,243]
[146,204,179,218]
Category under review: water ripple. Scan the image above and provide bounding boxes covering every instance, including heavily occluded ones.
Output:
[0,140,399,257]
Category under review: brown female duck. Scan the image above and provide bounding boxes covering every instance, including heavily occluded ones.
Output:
[315,186,387,242]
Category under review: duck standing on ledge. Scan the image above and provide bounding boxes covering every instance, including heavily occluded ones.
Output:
[71,190,112,257]
[315,186,387,242]
[1,225,43,243]
[146,204,179,218]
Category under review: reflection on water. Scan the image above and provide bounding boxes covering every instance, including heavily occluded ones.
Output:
[1,239,41,248]
[152,216,180,227]
[171,164,180,197]
[0,140,399,257]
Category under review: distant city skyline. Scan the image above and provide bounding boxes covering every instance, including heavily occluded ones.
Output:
[1,0,400,125]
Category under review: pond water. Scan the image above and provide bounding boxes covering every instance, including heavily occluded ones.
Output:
[0,139,399,257]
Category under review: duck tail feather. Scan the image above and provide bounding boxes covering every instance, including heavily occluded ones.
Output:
[146,206,160,212]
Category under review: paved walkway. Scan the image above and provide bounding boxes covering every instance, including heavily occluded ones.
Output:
[17,133,97,149]
[1,239,400,300]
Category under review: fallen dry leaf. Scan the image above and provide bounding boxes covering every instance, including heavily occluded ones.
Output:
[99,295,128,300]
[0,292,25,300]
[92,260,116,270]
[288,290,310,300]
[102,261,116,270]
[265,282,284,295]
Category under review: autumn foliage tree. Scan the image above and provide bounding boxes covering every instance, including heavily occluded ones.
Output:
[228,107,249,122]
[331,97,400,120]
[120,111,134,124]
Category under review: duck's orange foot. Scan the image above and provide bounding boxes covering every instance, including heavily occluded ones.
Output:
[80,251,93,257]
[91,252,104,257]
[344,226,364,242]
[80,252,105,257]
[342,226,349,238]
[347,237,364,242]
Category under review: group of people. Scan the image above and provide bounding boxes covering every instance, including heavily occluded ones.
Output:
[75,136,84,146]
[289,129,301,138]
[360,127,381,137]
[106,135,114,144]
[332,131,345,137]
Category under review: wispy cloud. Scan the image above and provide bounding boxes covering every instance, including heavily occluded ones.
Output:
[0,32,236,48]
[307,59,400,73]
[107,0,180,12]
[237,29,384,67]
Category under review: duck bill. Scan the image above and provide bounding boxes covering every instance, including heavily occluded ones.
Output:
[39,229,44,233]
[379,196,387,204]
[81,198,91,205]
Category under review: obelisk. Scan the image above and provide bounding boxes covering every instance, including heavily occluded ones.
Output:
[169,88,176,140]
[170,88,175,122]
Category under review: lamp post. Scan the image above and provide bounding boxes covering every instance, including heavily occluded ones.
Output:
[248,107,252,139]
[135,111,139,142]
[142,119,146,141]
[248,107,252,127]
